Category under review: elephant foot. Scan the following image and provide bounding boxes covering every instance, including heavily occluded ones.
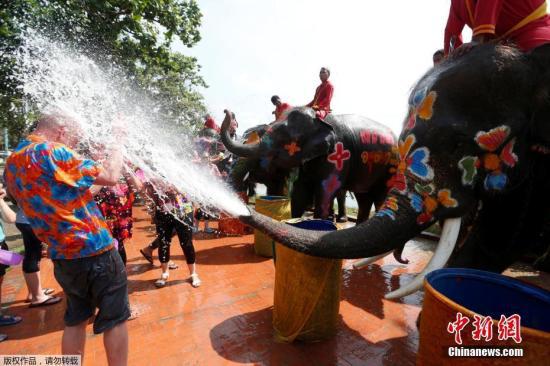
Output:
[336,215,348,223]
[533,252,550,273]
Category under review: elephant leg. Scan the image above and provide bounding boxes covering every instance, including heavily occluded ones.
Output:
[266,180,285,196]
[336,190,347,219]
[354,192,375,224]
[290,175,313,218]
[314,187,333,219]
[534,244,550,272]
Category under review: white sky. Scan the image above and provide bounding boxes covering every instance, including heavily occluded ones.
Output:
[176,0,471,135]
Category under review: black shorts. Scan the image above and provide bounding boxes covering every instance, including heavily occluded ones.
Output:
[0,241,9,276]
[53,248,130,334]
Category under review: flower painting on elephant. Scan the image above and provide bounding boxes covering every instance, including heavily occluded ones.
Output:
[241,44,550,299]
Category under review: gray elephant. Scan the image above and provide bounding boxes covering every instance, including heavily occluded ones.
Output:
[220,108,397,223]
[239,44,550,298]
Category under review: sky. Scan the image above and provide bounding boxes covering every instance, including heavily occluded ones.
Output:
[176,0,471,136]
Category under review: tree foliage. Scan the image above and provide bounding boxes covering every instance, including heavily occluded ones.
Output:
[0,0,208,144]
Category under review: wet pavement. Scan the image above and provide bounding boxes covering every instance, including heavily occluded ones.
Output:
[0,205,548,365]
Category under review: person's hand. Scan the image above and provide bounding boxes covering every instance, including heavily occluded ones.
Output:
[451,41,479,58]
[112,114,129,143]
[0,183,6,200]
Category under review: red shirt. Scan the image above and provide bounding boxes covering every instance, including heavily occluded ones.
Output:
[204,117,220,132]
[307,80,334,118]
[445,0,550,54]
[274,102,291,121]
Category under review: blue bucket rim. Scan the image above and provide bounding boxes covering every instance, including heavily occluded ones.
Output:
[426,268,550,304]
[284,217,337,230]
[257,195,289,201]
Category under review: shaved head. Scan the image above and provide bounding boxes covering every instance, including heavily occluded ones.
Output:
[33,111,84,147]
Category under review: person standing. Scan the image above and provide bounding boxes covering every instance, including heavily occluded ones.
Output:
[0,183,22,342]
[4,113,129,365]
[306,67,334,120]
[15,210,62,307]
[94,171,142,265]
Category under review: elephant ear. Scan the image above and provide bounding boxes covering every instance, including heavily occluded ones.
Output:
[529,45,550,146]
[300,119,336,164]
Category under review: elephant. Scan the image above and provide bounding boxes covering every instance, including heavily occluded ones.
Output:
[220,108,397,224]
[227,124,289,196]
[238,44,550,299]
[226,123,350,221]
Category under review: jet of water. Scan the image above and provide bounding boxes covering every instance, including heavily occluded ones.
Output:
[14,30,250,217]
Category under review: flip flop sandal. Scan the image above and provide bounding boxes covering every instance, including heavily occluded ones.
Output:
[25,288,55,303]
[190,274,201,288]
[155,273,169,288]
[0,314,22,326]
[29,296,62,308]
[140,249,154,265]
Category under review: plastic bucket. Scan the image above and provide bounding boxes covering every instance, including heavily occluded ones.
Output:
[273,219,342,342]
[0,248,23,266]
[219,192,251,235]
[418,268,550,365]
[254,196,291,257]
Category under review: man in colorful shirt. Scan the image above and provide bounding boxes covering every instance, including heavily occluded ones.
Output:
[271,95,292,122]
[4,113,128,365]
[306,67,334,120]
[444,0,550,55]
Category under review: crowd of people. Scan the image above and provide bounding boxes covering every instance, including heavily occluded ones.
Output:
[1,1,550,364]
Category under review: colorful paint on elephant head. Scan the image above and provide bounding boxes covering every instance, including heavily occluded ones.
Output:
[284,141,301,156]
[409,186,458,225]
[405,88,437,131]
[386,134,434,194]
[458,125,518,191]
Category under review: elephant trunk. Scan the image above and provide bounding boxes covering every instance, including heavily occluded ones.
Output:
[240,191,462,299]
[220,109,261,157]
[239,192,422,259]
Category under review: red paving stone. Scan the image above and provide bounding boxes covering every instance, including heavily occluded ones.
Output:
[1,205,548,365]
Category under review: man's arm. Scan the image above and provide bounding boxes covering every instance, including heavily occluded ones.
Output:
[94,148,123,186]
[472,0,502,41]
[306,86,319,107]
[444,1,466,55]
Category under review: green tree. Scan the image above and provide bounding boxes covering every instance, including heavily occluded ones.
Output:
[0,0,208,145]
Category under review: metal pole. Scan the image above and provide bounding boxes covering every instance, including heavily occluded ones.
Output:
[3,127,8,153]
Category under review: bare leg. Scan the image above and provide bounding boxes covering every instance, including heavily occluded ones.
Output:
[187,263,201,287]
[103,321,128,366]
[24,272,48,303]
[62,320,87,357]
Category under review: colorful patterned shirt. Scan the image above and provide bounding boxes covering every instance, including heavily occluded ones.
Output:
[94,181,135,243]
[4,134,114,259]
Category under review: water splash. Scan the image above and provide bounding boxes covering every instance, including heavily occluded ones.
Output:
[15,30,249,217]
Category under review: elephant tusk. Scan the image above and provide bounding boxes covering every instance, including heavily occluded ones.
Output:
[384,217,461,300]
[352,251,392,269]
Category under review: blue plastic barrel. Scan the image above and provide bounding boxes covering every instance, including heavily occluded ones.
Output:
[418,268,550,365]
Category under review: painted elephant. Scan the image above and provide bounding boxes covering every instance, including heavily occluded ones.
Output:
[220,108,397,223]
[227,124,289,196]
[239,44,550,298]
